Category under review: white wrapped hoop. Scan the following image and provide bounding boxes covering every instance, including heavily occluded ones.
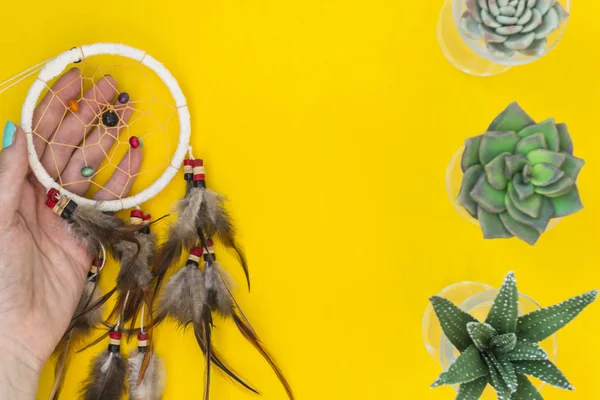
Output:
[21,43,191,212]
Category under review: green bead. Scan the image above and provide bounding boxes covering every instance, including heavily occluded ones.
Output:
[81,166,94,177]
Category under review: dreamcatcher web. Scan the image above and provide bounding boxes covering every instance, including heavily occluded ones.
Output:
[20,44,191,212]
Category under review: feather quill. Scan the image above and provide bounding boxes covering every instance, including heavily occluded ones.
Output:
[128,349,166,400]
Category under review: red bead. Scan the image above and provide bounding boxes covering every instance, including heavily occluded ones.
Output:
[130,209,144,219]
[193,159,204,167]
[138,333,148,340]
[129,136,140,149]
[92,258,103,267]
[193,174,205,181]
[143,214,151,221]
[207,239,214,247]
[190,247,203,257]
[45,188,60,208]
[109,332,122,339]
[184,159,193,166]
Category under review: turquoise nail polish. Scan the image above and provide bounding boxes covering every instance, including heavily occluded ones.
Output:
[2,121,16,149]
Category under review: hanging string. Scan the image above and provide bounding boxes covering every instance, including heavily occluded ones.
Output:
[114,290,131,332]
[140,304,145,334]
[188,145,195,160]
[0,58,51,95]
[88,243,107,282]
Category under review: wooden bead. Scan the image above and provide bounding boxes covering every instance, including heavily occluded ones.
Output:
[68,100,79,112]
[102,111,119,127]
[129,136,140,148]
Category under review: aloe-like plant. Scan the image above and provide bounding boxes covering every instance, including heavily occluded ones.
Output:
[457,102,584,245]
[430,272,597,399]
[460,0,569,59]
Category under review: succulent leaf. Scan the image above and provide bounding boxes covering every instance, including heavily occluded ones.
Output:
[499,212,541,245]
[487,103,535,132]
[478,208,513,239]
[458,165,485,218]
[431,345,489,387]
[470,175,507,213]
[467,322,498,350]
[490,333,517,353]
[511,173,535,201]
[534,6,559,39]
[461,13,484,40]
[462,136,483,172]
[497,358,518,393]
[485,271,518,334]
[525,149,565,167]
[479,131,520,164]
[512,360,574,390]
[561,154,585,180]
[549,187,583,217]
[504,154,528,178]
[503,341,548,361]
[482,353,511,400]
[555,123,574,154]
[529,164,564,187]
[517,119,559,152]
[533,175,574,198]
[517,290,598,343]
[507,182,542,218]
[505,194,552,234]
[430,296,478,351]
[457,377,488,400]
[514,133,547,155]
[511,374,543,400]
[520,38,547,57]
[485,152,511,190]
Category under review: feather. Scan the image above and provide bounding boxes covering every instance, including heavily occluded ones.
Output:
[152,190,204,294]
[69,205,142,256]
[80,349,127,400]
[128,351,166,400]
[203,317,212,400]
[158,264,206,327]
[199,189,249,290]
[233,313,295,400]
[204,262,234,316]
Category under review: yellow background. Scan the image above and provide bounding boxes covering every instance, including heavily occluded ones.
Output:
[0,0,599,399]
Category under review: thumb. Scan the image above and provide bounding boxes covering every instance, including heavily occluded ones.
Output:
[0,121,29,216]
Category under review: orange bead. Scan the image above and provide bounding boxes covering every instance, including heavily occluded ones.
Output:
[68,100,79,112]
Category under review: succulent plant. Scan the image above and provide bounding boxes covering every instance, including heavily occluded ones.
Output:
[460,0,569,59]
[430,271,597,399]
[457,102,584,245]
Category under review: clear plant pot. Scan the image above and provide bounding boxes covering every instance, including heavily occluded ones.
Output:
[446,146,561,230]
[422,281,559,397]
[437,0,571,76]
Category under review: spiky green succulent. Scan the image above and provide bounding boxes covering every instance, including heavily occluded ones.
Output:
[460,0,569,59]
[430,272,597,399]
[457,102,584,245]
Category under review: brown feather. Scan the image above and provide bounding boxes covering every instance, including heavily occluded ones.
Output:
[157,264,206,327]
[69,205,142,256]
[80,350,127,400]
[152,190,205,294]
[199,190,250,290]
[204,262,233,316]
[233,313,294,400]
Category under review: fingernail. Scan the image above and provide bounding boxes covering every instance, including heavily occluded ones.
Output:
[2,121,16,149]
[103,74,112,77]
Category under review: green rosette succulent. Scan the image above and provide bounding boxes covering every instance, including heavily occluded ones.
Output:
[457,102,584,245]
[430,271,597,399]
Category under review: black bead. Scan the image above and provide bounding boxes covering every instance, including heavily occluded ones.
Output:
[102,111,119,127]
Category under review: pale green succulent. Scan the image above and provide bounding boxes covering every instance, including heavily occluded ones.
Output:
[460,0,569,59]
[430,271,597,399]
[457,102,584,245]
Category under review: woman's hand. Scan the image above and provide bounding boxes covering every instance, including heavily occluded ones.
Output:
[0,69,142,398]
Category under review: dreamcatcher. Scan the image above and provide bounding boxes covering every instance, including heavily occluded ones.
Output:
[4,43,293,399]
